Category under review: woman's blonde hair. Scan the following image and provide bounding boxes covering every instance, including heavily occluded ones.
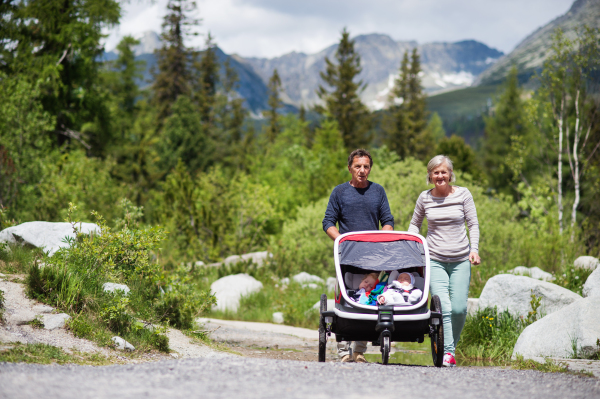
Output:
[426,155,456,185]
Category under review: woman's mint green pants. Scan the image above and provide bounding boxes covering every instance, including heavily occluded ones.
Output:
[429,259,471,355]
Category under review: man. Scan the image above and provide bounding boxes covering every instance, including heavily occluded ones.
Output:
[322,148,394,363]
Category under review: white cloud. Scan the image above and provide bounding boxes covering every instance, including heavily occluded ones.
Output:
[104,0,575,57]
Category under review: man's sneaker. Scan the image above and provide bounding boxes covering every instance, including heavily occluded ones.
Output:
[352,352,368,363]
[341,354,353,363]
[443,352,456,367]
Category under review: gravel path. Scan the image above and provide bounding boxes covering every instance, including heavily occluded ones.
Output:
[1,356,598,399]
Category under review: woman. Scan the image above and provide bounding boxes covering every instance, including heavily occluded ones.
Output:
[408,155,481,367]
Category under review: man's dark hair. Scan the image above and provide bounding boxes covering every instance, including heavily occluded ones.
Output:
[348,149,373,168]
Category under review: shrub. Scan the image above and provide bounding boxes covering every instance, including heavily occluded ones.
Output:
[458,307,525,361]
[26,204,215,352]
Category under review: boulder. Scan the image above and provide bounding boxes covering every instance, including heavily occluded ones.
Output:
[42,313,71,330]
[210,273,263,312]
[292,272,324,287]
[103,283,131,296]
[477,274,582,318]
[513,296,600,359]
[272,312,284,324]
[507,266,554,282]
[574,256,600,271]
[0,221,100,256]
[583,267,600,298]
[326,277,337,292]
[33,305,54,314]
[222,251,272,267]
[467,298,479,316]
[112,336,135,351]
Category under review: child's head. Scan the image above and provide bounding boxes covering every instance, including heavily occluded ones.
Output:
[397,272,414,287]
[359,272,379,291]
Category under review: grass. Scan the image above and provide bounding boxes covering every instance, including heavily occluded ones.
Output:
[207,278,329,329]
[457,307,526,362]
[0,242,44,274]
[0,343,112,365]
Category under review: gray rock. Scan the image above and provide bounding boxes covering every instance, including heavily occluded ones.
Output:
[574,256,600,271]
[210,274,263,312]
[508,266,554,282]
[477,274,582,318]
[467,298,479,316]
[272,312,284,324]
[513,296,600,359]
[292,272,324,287]
[111,336,135,351]
[32,305,54,314]
[326,277,337,292]
[102,283,131,296]
[582,267,600,298]
[222,251,273,267]
[0,221,100,256]
[42,313,71,330]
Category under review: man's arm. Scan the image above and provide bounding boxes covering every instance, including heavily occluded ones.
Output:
[326,226,341,241]
[379,187,394,230]
[323,188,340,240]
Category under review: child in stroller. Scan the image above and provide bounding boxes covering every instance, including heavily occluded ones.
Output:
[377,272,423,305]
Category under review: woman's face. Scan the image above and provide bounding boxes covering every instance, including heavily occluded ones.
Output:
[430,162,451,189]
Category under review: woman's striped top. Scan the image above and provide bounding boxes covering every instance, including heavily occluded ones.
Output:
[408,186,480,263]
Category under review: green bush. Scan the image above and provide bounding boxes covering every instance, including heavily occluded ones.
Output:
[458,307,525,361]
[25,204,215,352]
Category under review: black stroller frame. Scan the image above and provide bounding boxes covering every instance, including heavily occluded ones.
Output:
[318,231,444,366]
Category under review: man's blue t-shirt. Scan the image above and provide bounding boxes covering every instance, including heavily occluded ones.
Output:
[322,181,394,234]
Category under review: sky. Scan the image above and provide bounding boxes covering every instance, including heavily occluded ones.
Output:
[104,0,576,58]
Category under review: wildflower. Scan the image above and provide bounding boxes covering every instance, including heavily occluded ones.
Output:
[490,318,494,320]
[489,324,492,327]
[563,274,567,277]
[575,276,579,279]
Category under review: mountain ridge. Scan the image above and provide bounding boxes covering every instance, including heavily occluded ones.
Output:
[475,0,600,85]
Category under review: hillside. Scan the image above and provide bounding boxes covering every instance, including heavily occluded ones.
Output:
[475,0,600,85]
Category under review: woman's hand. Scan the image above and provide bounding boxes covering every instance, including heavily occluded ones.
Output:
[469,252,481,265]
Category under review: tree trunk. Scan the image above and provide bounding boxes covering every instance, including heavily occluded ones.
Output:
[571,90,581,242]
[557,96,564,235]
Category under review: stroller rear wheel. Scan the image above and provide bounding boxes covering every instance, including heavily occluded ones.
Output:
[430,295,444,367]
[318,294,327,362]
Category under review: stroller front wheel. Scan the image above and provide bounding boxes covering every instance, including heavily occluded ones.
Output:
[381,335,390,365]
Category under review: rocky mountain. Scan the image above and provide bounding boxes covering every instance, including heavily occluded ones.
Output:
[105,31,501,113]
[475,0,600,85]
[236,34,503,110]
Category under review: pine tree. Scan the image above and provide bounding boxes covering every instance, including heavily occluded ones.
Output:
[383,49,431,160]
[152,0,198,121]
[266,68,282,143]
[316,28,370,150]
[193,32,219,124]
[483,66,531,194]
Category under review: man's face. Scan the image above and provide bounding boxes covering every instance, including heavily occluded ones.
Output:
[348,156,371,185]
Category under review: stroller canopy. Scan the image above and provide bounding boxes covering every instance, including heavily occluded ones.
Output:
[338,233,425,271]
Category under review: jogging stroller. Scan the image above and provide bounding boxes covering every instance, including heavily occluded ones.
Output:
[318,231,444,366]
